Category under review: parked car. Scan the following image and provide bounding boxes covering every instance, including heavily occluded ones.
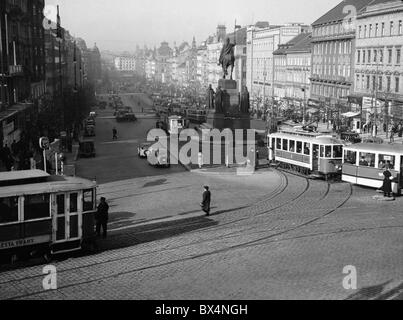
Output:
[137,142,153,158]
[78,139,96,158]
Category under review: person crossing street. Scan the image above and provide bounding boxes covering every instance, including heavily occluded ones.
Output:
[200,186,211,216]
[96,197,109,238]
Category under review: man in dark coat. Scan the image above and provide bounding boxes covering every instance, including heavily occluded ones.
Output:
[382,166,393,198]
[200,186,211,216]
[96,197,109,238]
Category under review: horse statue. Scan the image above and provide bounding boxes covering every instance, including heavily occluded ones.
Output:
[218,37,235,80]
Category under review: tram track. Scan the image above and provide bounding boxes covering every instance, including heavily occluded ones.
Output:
[1,181,354,300]
[0,173,355,300]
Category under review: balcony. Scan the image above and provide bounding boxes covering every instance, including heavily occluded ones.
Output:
[8,65,24,76]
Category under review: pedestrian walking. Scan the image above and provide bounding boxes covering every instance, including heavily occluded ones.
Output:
[200,186,211,216]
[95,197,109,238]
[112,127,118,140]
[390,130,395,143]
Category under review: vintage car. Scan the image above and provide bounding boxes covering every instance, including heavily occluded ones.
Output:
[78,139,96,158]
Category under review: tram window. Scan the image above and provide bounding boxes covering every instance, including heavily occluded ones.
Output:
[320,146,324,158]
[276,138,281,149]
[289,140,295,152]
[344,150,357,165]
[24,194,50,221]
[359,152,375,167]
[325,146,332,158]
[333,146,343,158]
[379,155,395,170]
[304,143,310,155]
[83,189,94,212]
[271,138,275,149]
[296,141,303,154]
[0,197,18,224]
[70,193,78,213]
[57,195,65,215]
[283,139,288,151]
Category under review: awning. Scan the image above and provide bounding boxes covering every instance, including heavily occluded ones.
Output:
[341,112,361,118]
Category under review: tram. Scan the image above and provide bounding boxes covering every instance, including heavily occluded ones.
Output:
[342,143,403,195]
[268,128,345,178]
[186,108,207,124]
[0,170,97,260]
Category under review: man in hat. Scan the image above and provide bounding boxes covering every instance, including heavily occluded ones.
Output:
[200,186,211,216]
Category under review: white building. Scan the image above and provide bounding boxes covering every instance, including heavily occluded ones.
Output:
[246,23,310,106]
[114,56,136,72]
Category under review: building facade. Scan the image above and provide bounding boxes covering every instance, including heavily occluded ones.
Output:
[0,0,46,147]
[114,56,136,72]
[247,23,309,109]
[353,0,403,122]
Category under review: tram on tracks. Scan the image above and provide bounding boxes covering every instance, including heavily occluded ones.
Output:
[268,128,345,179]
[342,143,403,195]
[186,108,207,124]
[0,170,97,260]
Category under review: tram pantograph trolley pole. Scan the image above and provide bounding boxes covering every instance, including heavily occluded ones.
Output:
[39,137,50,173]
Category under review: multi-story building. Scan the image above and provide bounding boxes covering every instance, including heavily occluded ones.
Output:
[246,22,310,109]
[196,43,208,88]
[156,41,173,83]
[114,56,136,72]
[0,0,46,147]
[353,0,403,123]
[310,0,390,117]
[206,25,227,89]
[274,32,312,109]
[145,56,156,80]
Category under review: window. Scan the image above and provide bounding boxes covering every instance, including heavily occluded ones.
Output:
[333,146,343,158]
[368,50,371,63]
[366,75,370,90]
[388,49,392,64]
[382,23,385,36]
[344,150,357,165]
[399,20,403,35]
[357,50,361,63]
[364,25,367,38]
[325,146,332,158]
[282,139,288,151]
[396,77,400,93]
[359,152,375,167]
[380,49,383,63]
[375,23,379,36]
[358,25,362,38]
[83,189,95,212]
[57,194,65,214]
[379,76,383,91]
[369,24,372,37]
[24,194,50,221]
[372,76,376,91]
[289,140,295,152]
[69,193,78,213]
[379,155,395,170]
[374,49,377,62]
[390,21,394,35]
[363,50,366,63]
[296,141,303,154]
[304,143,310,155]
[397,49,401,64]
[0,197,19,224]
[387,76,391,91]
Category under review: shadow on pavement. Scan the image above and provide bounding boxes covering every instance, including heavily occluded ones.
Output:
[92,215,218,253]
[345,280,403,300]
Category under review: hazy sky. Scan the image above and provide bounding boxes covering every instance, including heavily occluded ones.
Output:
[45,0,341,52]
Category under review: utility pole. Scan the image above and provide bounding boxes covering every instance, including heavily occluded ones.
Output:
[0,14,5,110]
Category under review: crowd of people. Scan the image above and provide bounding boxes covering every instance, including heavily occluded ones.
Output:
[0,137,40,172]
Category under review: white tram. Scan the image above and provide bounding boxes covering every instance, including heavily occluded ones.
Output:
[268,129,345,178]
[342,143,403,195]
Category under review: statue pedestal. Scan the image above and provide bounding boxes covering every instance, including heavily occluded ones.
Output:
[219,79,239,114]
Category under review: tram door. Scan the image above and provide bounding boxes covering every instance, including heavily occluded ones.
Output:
[52,192,83,245]
[313,144,319,171]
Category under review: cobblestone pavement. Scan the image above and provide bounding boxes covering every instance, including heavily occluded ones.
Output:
[1,171,403,300]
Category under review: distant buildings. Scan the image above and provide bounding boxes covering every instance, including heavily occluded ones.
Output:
[114,56,136,72]
[246,22,310,109]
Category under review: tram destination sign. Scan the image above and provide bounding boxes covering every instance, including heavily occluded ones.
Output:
[0,235,51,250]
